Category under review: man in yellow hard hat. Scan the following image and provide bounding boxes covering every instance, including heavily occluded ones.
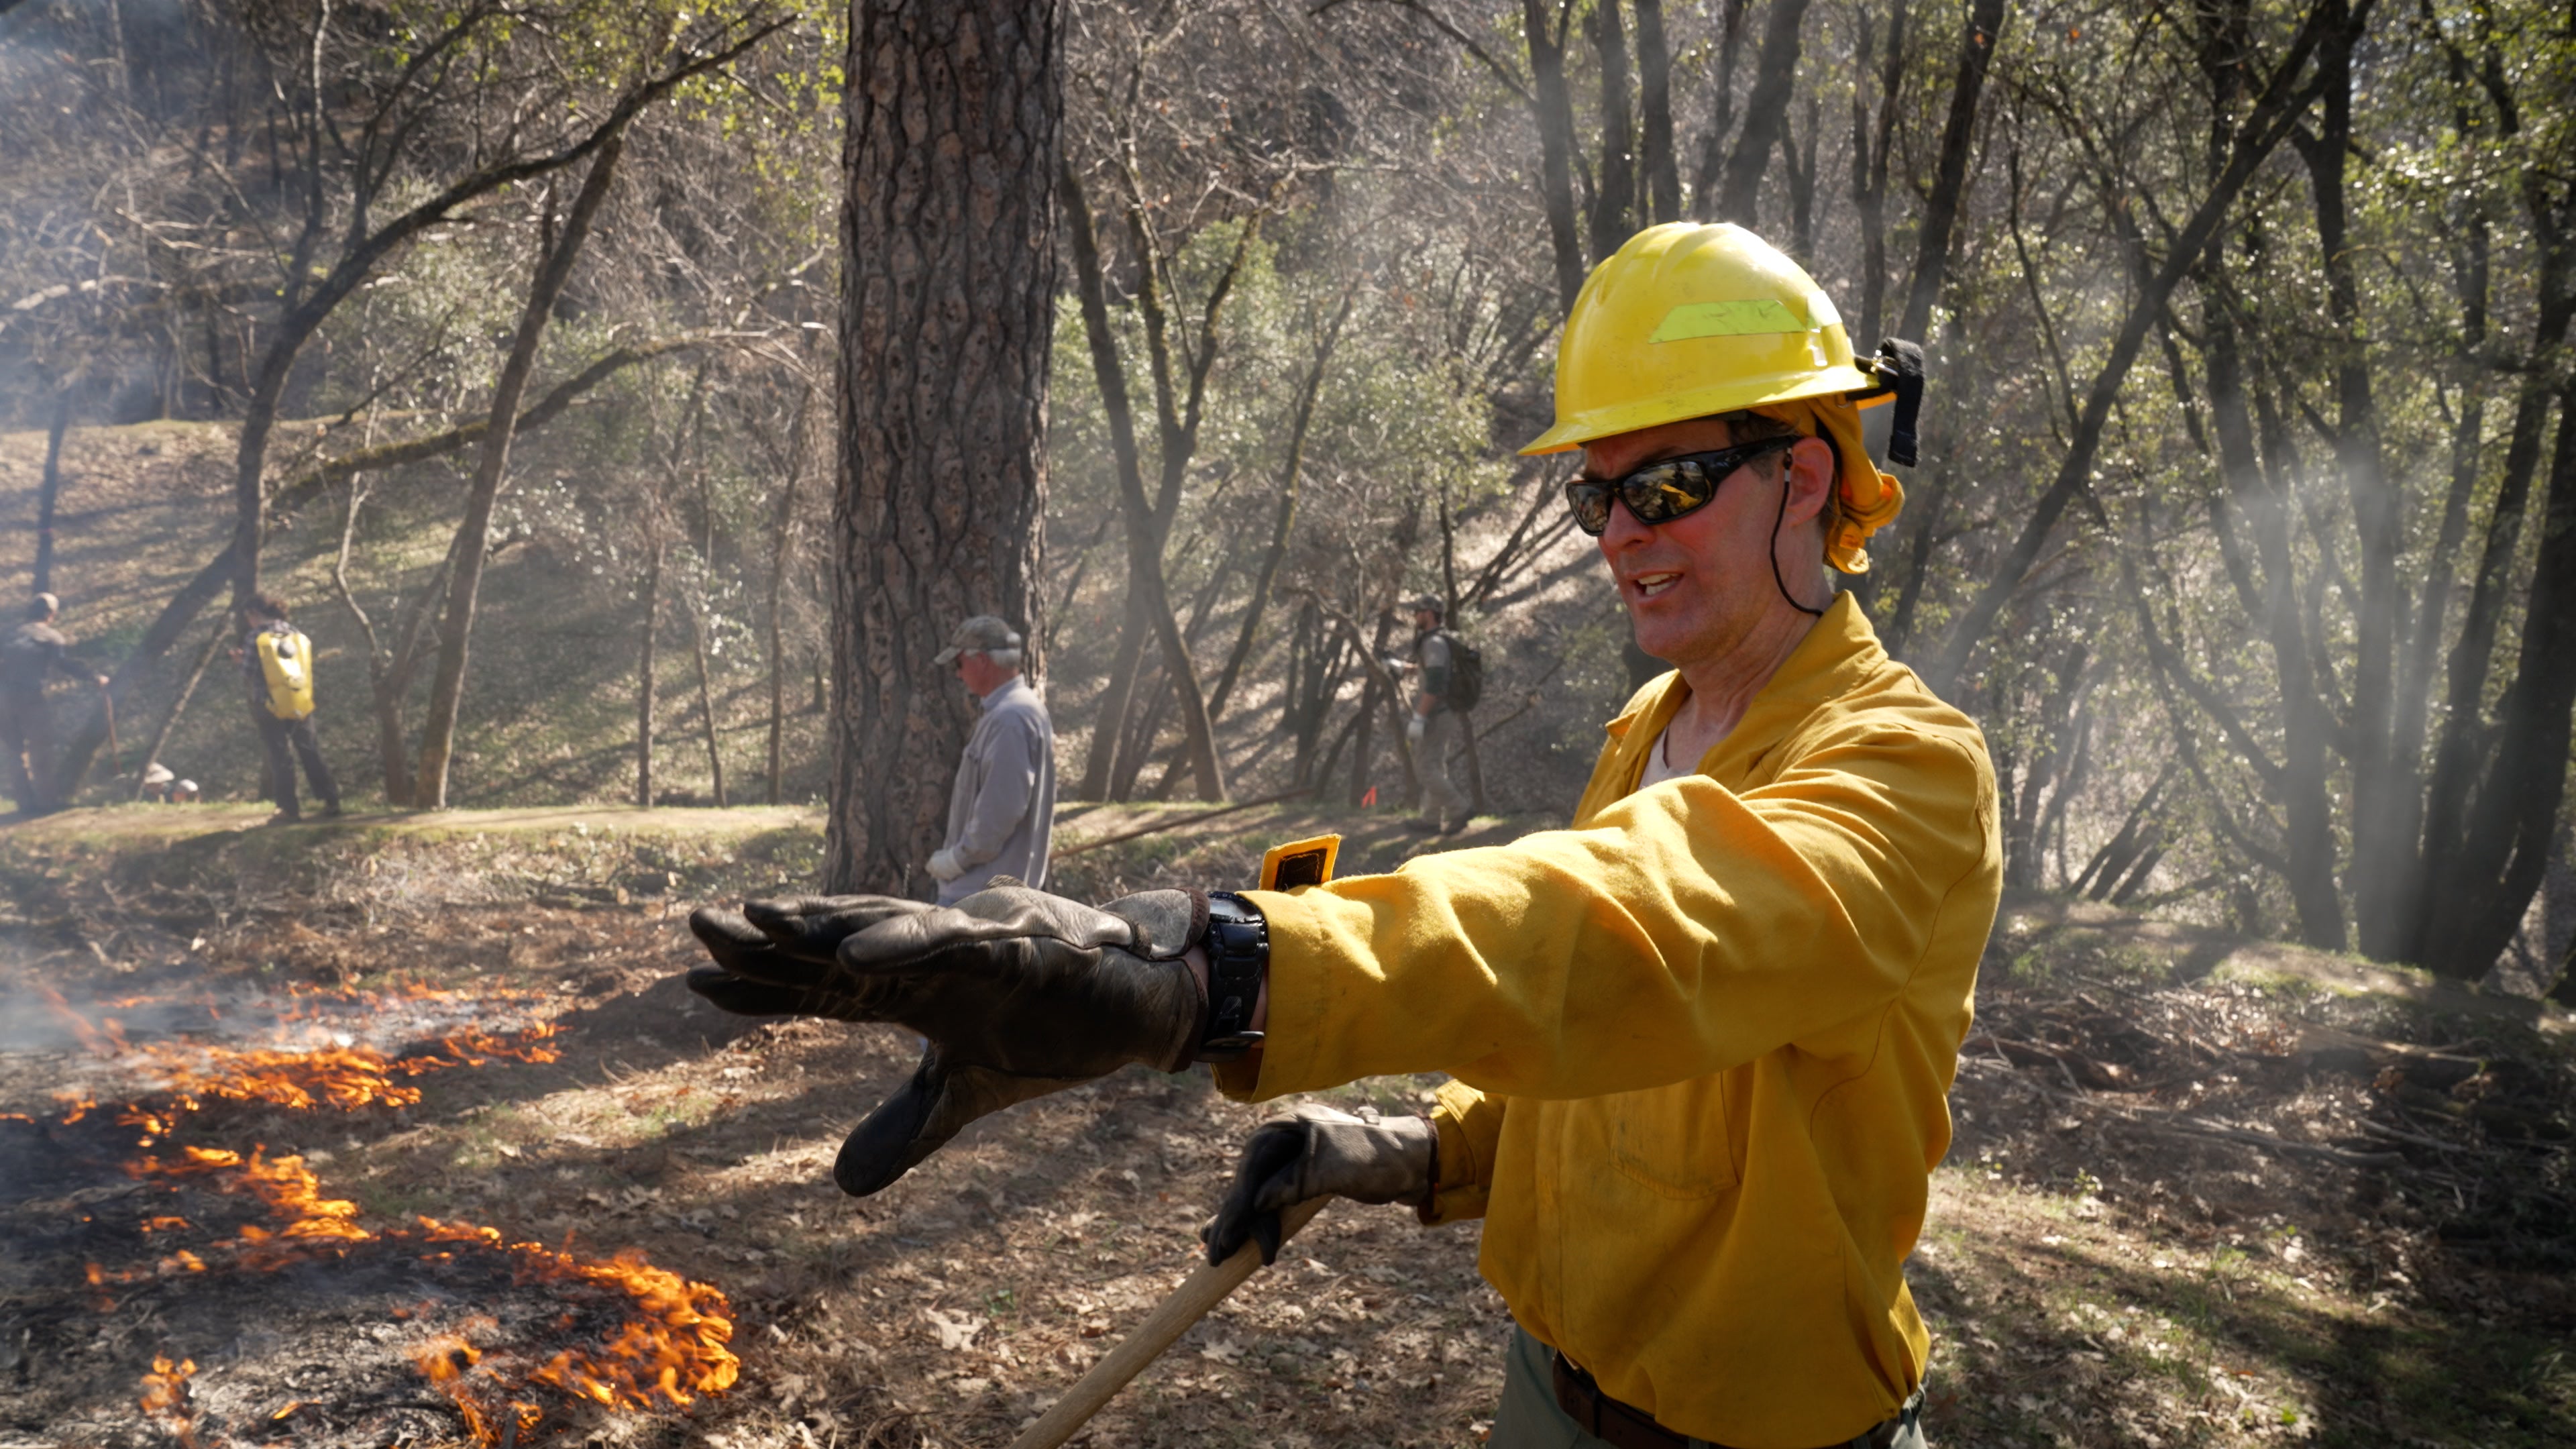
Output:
[682,223,1993,1449]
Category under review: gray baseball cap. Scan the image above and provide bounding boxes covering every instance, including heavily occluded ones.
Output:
[933,614,1022,665]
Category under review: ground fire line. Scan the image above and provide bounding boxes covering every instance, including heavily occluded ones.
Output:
[28,982,741,1446]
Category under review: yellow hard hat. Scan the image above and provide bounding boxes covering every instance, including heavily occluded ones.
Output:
[1521,222,1876,454]
[1523,222,1921,572]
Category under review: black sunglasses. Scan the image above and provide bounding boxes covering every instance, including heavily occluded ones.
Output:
[1562,436,1799,537]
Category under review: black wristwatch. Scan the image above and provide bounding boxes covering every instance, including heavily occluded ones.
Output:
[1196,891,1269,1061]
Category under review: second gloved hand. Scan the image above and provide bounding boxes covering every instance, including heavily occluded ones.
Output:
[926,847,964,883]
[1405,714,1426,745]
[1202,1104,1436,1266]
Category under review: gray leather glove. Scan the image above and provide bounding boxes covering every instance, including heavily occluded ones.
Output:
[686,885,1208,1197]
[1201,1104,1438,1265]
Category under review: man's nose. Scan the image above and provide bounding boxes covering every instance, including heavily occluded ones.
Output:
[1597,493,1655,553]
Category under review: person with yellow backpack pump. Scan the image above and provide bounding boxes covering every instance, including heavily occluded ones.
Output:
[232,592,341,824]
[680,223,1988,1449]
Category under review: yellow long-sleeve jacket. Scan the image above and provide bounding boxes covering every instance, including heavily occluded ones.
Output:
[1226,595,1999,1449]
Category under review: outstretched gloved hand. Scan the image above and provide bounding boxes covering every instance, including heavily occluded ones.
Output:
[1201,1104,1437,1266]
[685,886,1208,1197]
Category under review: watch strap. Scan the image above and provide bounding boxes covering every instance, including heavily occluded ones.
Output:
[1195,890,1269,1061]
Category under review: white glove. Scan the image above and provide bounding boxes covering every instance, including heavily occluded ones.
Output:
[926,847,965,883]
[1405,714,1426,745]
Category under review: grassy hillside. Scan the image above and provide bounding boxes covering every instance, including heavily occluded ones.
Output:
[0,420,833,814]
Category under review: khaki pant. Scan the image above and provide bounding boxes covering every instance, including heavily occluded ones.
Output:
[1492,1325,1927,1449]
[1417,707,1471,830]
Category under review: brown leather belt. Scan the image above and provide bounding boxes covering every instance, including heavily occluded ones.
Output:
[1550,1350,1912,1449]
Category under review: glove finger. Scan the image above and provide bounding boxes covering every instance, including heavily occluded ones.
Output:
[682,966,822,1018]
[688,907,787,977]
[832,1051,1087,1197]
[744,896,926,961]
[1203,1124,1309,1266]
[835,894,1133,971]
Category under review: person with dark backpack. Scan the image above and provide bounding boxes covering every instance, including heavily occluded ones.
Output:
[230,592,341,824]
[1394,594,1477,835]
[0,592,109,818]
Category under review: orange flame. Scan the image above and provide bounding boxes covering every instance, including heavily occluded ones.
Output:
[139,1355,199,1447]
[60,987,724,1446]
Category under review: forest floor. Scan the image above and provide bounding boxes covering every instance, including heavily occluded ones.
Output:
[0,802,2570,1449]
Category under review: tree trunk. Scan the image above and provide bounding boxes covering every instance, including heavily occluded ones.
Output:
[1688,0,1754,220]
[2417,385,2576,977]
[1081,594,1150,800]
[1059,161,1167,801]
[2416,219,2573,956]
[686,586,727,808]
[1523,0,1587,311]
[829,0,1059,893]
[1849,0,1911,352]
[33,389,71,596]
[1631,0,1678,223]
[1201,284,1355,725]
[1711,0,1812,227]
[2210,284,2345,949]
[1586,0,1638,264]
[1895,0,2006,343]
[637,539,662,808]
[2294,0,2405,958]
[413,133,627,808]
[765,473,799,806]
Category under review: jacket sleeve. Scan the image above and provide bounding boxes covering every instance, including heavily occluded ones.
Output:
[1420,1079,1505,1224]
[1236,723,1991,1102]
[953,712,1040,867]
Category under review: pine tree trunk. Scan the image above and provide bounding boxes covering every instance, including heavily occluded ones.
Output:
[828,0,1059,893]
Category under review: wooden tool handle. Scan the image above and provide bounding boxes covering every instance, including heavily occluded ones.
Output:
[1006,1197,1326,1449]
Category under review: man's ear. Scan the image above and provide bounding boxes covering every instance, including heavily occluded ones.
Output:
[1780,436,1837,530]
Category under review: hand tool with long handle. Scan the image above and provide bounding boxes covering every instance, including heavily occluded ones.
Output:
[1006,1197,1325,1449]
[98,682,119,777]
[1004,832,1346,1449]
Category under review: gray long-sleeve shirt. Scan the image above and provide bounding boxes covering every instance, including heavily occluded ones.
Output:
[938,675,1055,904]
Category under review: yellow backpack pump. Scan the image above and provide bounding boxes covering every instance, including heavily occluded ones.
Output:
[254,627,316,721]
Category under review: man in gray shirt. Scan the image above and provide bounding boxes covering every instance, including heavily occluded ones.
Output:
[926,616,1055,904]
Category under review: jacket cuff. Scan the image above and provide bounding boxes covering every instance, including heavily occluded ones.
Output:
[1418,1080,1491,1225]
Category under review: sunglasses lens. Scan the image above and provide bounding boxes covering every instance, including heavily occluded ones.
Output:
[1565,481,1614,535]
[1628,461,1709,524]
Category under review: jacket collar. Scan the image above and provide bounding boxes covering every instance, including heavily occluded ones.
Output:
[1596,592,1885,789]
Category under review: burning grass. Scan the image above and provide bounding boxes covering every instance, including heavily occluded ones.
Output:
[15,981,738,1446]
